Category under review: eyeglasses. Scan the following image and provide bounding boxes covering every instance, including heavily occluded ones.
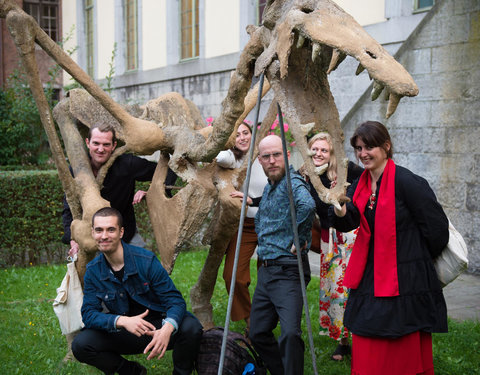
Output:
[259,152,283,162]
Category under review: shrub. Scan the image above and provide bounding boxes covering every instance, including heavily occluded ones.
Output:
[0,172,162,267]
[0,170,66,266]
[0,171,189,266]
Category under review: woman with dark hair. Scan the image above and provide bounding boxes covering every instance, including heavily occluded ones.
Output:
[301,132,363,360]
[216,122,268,334]
[333,121,449,374]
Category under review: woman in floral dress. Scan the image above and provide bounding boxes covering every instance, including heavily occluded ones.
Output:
[303,132,363,360]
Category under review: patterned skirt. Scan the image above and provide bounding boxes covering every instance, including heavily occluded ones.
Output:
[316,227,358,341]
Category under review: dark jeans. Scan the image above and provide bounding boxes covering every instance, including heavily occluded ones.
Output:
[72,313,203,375]
[249,258,310,375]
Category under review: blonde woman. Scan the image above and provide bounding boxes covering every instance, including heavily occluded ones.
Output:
[303,132,363,360]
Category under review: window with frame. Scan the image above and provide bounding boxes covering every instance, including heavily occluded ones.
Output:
[257,0,268,26]
[85,0,94,77]
[414,0,434,11]
[180,0,199,60]
[125,0,138,70]
[23,0,59,42]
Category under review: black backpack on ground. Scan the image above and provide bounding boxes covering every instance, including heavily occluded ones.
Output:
[195,327,266,375]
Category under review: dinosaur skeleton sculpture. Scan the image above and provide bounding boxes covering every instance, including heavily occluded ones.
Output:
[1,0,418,328]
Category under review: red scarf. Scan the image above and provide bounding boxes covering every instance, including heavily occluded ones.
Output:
[343,158,399,297]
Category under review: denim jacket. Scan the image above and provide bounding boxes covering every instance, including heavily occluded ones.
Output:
[81,242,186,332]
[255,167,315,260]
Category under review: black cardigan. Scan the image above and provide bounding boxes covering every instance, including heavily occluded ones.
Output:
[309,161,364,229]
[62,154,157,243]
[332,165,449,338]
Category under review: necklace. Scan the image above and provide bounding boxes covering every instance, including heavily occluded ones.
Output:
[368,192,376,210]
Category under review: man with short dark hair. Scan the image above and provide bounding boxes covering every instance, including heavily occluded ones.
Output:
[72,207,203,375]
[248,135,315,375]
[62,123,177,255]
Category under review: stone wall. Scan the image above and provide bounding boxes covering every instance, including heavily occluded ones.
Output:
[110,52,241,120]
[340,0,480,272]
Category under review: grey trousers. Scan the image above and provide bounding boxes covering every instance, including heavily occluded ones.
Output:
[249,258,310,375]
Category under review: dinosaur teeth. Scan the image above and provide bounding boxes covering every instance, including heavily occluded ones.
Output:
[296,34,305,48]
[386,93,401,118]
[355,63,365,75]
[371,80,384,101]
[312,42,321,62]
[327,49,346,74]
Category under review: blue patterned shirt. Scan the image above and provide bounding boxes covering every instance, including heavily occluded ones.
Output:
[255,166,315,260]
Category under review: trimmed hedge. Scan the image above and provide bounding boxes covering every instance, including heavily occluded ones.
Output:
[134,181,156,250]
[0,170,66,266]
[0,171,158,267]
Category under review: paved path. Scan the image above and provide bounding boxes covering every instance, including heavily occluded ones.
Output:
[442,273,480,321]
[308,252,480,322]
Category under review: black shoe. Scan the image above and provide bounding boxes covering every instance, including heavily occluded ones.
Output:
[331,343,351,361]
[132,361,147,375]
[118,360,147,375]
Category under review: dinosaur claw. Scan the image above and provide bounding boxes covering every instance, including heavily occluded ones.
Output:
[314,164,328,176]
[299,122,315,135]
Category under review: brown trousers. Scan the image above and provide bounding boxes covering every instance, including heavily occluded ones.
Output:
[222,217,258,321]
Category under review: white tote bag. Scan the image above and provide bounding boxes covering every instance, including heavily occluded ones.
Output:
[53,258,84,334]
[434,220,468,288]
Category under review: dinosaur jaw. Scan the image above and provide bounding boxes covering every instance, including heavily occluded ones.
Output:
[265,40,338,129]
[255,0,419,119]
[264,41,349,209]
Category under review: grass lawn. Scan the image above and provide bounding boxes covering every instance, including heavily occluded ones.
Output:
[0,248,479,374]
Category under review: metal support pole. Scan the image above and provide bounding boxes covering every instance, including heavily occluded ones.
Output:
[277,103,318,375]
[218,73,265,375]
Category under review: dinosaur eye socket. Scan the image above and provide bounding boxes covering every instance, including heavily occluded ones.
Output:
[366,50,377,59]
[301,7,313,14]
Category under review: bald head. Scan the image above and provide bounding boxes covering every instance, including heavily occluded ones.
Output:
[258,134,282,153]
[258,135,289,182]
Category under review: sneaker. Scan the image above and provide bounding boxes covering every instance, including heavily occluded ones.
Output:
[131,361,147,375]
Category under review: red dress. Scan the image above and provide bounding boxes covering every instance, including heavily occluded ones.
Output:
[351,331,434,375]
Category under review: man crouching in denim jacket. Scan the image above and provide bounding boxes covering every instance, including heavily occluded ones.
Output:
[72,207,203,375]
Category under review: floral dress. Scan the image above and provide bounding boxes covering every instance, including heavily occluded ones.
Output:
[318,227,358,341]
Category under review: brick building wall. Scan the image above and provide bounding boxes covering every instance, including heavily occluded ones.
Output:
[0,0,62,88]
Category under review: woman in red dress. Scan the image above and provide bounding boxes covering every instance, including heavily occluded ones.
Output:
[332,121,449,375]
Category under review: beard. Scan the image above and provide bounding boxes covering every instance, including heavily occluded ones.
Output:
[265,165,286,182]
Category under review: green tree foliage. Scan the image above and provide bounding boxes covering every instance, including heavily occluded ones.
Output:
[0,68,53,166]
[0,26,78,167]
